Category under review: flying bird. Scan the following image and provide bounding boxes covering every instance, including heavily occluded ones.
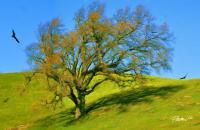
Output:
[179,73,188,79]
[12,29,20,43]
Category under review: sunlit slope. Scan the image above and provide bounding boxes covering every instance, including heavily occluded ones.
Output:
[0,73,199,130]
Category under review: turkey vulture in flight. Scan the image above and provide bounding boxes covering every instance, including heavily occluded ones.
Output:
[180,73,188,79]
[12,30,20,43]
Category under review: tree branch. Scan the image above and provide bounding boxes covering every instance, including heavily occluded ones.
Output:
[86,77,109,95]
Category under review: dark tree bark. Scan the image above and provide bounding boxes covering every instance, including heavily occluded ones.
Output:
[75,90,86,119]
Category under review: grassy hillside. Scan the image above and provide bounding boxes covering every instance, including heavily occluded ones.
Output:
[0,73,199,130]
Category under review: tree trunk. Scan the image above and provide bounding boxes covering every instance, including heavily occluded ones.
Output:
[75,90,86,119]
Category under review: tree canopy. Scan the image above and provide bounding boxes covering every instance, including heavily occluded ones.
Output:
[26,2,173,119]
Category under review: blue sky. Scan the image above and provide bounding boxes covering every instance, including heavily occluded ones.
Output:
[0,0,199,78]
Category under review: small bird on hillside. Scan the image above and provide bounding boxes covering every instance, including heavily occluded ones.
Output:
[179,73,188,79]
[12,29,20,43]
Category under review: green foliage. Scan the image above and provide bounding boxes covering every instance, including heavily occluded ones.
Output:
[0,73,199,130]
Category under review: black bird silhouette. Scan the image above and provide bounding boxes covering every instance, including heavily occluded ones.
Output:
[12,30,20,43]
[180,73,188,79]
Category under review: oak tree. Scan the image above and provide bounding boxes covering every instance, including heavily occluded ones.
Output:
[26,3,173,119]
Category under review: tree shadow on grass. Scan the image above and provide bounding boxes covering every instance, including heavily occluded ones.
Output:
[32,108,76,129]
[86,85,185,114]
[33,85,185,128]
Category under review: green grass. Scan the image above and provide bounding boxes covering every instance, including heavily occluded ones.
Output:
[0,73,199,130]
